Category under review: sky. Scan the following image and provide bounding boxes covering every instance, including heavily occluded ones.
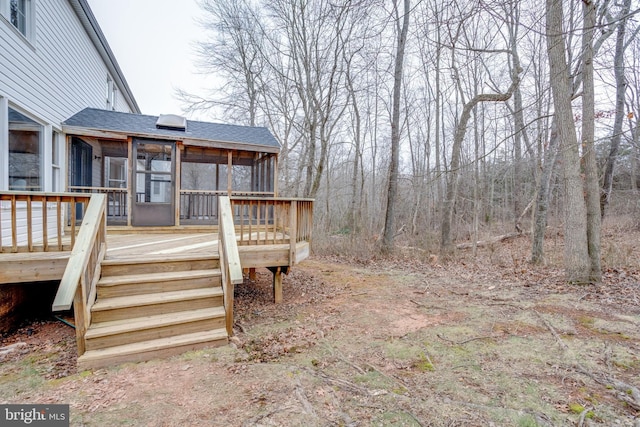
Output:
[87,0,212,119]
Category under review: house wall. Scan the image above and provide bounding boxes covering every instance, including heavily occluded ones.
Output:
[0,0,137,243]
[0,0,134,127]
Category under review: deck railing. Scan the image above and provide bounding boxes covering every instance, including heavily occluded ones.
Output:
[68,186,128,224]
[218,196,243,336]
[180,190,223,223]
[230,197,314,265]
[0,191,92,253]
[52,193,107,355]
[179,190,276,224]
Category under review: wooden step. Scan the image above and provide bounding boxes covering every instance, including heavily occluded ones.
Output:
[97,269,221,298]
[85,307,225,351]
[90,288,223,323]
[101,254,219,277]
[78,329,228,370]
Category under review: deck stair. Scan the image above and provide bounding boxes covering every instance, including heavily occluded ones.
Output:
[77,254,228,370]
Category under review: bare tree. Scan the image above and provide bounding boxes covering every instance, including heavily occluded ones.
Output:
[601,0,633,218]
[581,0,602,282]
[181,0,266,125]
[531,0,618,265]
[546,0,590,283]
[439,4,520,254]
[184,0,632,262]
[382,0,410,252]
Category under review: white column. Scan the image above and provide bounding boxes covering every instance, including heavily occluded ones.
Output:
[0,97,8,190]
[43,124,53,192]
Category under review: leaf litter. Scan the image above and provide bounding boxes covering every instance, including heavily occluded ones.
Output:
[0,227,639,425]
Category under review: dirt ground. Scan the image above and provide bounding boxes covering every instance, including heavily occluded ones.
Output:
[1,228,639,426]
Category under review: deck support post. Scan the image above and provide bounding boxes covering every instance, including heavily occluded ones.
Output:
[73,286,86,356]
[249,268,256,281]
[272,266,282,304]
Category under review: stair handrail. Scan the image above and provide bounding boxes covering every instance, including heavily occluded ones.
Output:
[218,196,243,336]
[52,193,107,355]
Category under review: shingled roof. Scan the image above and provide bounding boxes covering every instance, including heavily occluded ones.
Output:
[63,108,280,152]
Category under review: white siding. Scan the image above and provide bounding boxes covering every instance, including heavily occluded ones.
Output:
[0,0,134,127]
[0,202,65,248]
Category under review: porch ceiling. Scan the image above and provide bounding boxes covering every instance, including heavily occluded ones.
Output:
[63,108,280,154]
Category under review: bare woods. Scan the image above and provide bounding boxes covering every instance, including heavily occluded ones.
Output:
[183,0,640,282]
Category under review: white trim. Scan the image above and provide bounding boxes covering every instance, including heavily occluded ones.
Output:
[43,123,52,191]
[51,130,62,191]
[0,96,8,190]
[7,102,46,191]
[0,0,37,43]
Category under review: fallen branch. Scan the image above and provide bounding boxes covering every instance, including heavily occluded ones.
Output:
[363,362,413,394]
[294,378,317,417]
[437,333,499,345]
[537,312,640,412]
[534,311,568,350]
[575,365,640,411]
[338,355,366,375]
[309,369,373,396]
[241,405,292,427]
[577,407,592,427]
[234,322,247,334]
[456,231,524,250]
[410,299,427,308]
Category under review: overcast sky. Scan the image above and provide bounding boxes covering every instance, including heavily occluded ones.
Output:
[87,0,212,119]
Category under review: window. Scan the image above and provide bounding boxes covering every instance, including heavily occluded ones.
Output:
[105,157,127,188]
[106,77,116,110]
[111,86,117,111]
[8,107,42,191]
[10,0,26,34]
[2,0,33,39]
[51,131,60,191]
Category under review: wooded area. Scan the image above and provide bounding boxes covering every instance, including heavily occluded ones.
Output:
[180,0,640,283]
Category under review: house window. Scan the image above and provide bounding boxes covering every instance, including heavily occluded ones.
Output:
[8,107,42,191]
[105,157,127,188]
[1,0,33,39]
[106,77,114,110]
[111,86,117,111]
[51,131,60,191]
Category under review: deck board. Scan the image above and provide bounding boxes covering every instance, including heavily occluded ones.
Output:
[106,233,219,258]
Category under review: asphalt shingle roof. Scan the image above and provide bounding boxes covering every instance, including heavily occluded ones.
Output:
[63,108,280,150]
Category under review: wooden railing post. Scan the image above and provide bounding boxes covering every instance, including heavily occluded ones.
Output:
[218,196,243,336]
[73,286,86,355]
[289,200,297,266]
[52,194,107,312]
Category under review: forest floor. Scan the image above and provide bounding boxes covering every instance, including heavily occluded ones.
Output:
[1,225,639,426]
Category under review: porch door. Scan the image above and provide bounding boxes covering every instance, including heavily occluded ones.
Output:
[132,139,176,226]
[70,139,93,220]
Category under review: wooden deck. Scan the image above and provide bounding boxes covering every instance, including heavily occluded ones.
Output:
[107,232,220,259]
[0,231,310,284]
[1,193,313,369]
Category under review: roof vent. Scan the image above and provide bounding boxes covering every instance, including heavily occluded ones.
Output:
[156,114,187,131]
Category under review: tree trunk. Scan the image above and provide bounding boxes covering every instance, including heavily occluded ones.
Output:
[382,0,410,252]
[581,0,602,282]
[601,0,631,218]
[440,77,519,255]
[531,119,559,264]
[546,0,590,283]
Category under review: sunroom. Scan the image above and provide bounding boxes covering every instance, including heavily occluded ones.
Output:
[62,108,279,227]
